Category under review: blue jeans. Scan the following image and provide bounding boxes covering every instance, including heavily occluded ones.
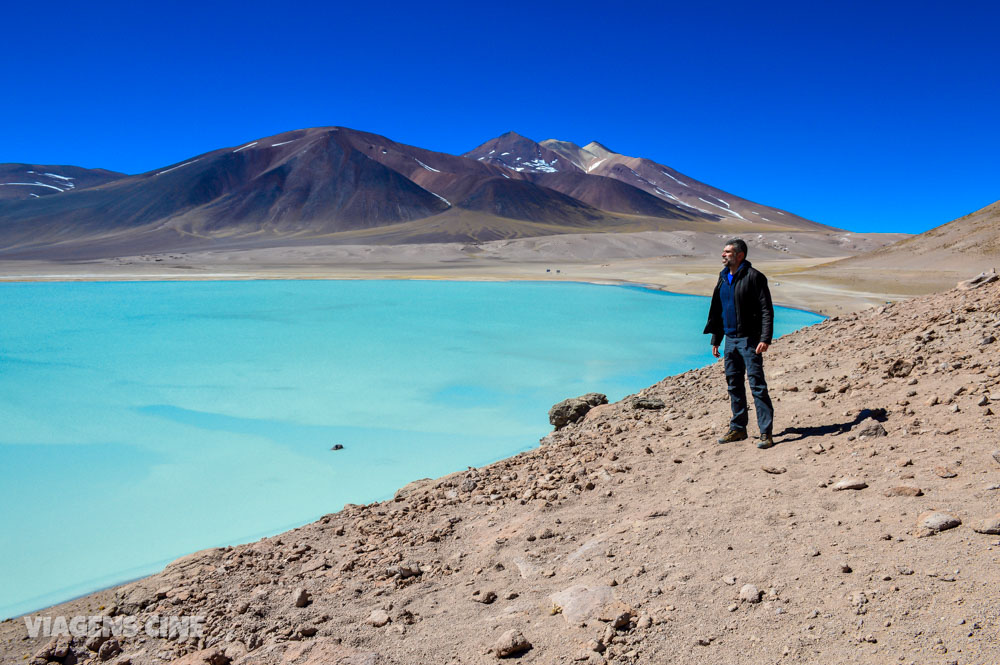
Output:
[724,336,774,435]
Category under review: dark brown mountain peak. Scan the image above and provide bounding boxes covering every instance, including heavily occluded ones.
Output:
[463,132,582,175]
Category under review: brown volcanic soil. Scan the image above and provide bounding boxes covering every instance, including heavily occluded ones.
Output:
[798,200,1000,296]
[4,278,1000,664]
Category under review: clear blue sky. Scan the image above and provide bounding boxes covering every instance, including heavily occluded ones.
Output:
[3,0,997,234]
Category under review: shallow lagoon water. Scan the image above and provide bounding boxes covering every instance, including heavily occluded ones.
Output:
[0,280,822,619]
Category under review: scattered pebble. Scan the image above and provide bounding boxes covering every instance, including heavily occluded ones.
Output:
[884,486,923,497]
[367,609,390,627]
[832,478,868,491]
[972,515,1000,535]
[917,511,962,536]
[739,584,762,603]
[494,629,531,658]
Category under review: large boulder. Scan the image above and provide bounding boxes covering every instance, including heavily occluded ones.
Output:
[549,393,608,430]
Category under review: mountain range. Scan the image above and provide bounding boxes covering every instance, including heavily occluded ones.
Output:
[0,127,830,259]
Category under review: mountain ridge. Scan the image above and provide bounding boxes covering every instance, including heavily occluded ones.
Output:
[0,127,832,259]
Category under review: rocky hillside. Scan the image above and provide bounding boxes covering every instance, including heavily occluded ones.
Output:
[4,276,1000,664]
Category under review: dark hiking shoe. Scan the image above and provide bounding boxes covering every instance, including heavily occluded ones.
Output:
[757,432,775,449]
[717,429,748,444]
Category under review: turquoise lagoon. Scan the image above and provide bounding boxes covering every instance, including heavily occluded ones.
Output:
[0,280,822,619]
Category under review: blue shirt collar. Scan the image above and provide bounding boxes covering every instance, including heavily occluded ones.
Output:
[724,260,748,284]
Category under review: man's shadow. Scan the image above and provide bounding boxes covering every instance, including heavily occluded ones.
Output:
[776,408,888,444]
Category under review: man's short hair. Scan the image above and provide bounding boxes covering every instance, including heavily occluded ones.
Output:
[724,238,748,257]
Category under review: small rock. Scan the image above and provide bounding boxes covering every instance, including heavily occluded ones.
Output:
[917,511,962,536]
[897,457,913,467]
[972,515,1000,535]
[494,629,532,658]
[367,609,391,627]
[293,588,311,608]
[884,486,923,497]
[839,562,853,573]
[474,590,498,604]
[723,576,737,585]
[739,584,762,603]
[85,633,109,652]
[832,478,868,491]
[812,384,829,394]
[598,601,634,628]
[857,423,887,438]
[389,561,422,578]
[991,450,1000,466]
[97,638,122,662]
[330,444,344,450]
[762,465,787,474]
[887,359,915,378]
[935,466,958,478]
[630,396,665,410]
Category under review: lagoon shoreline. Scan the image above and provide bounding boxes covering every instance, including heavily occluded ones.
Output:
[3,278,998,664]
[5,232,992,663]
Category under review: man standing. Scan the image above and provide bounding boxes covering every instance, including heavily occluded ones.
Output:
[703,238,776,449]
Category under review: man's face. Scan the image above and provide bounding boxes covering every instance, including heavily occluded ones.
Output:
[722,245,744,270]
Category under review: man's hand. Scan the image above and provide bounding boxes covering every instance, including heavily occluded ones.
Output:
[755,342,770,354]
[712,345,720,358]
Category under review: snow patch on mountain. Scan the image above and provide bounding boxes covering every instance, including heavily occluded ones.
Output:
[522,158,557,173]
[157,159,202,176]
[0,182,65,192]
[660,170,687,186]
[699,197,746,220]
[415,158,440,173]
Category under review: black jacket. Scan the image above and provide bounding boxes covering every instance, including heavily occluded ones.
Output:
[703,260,774,346]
